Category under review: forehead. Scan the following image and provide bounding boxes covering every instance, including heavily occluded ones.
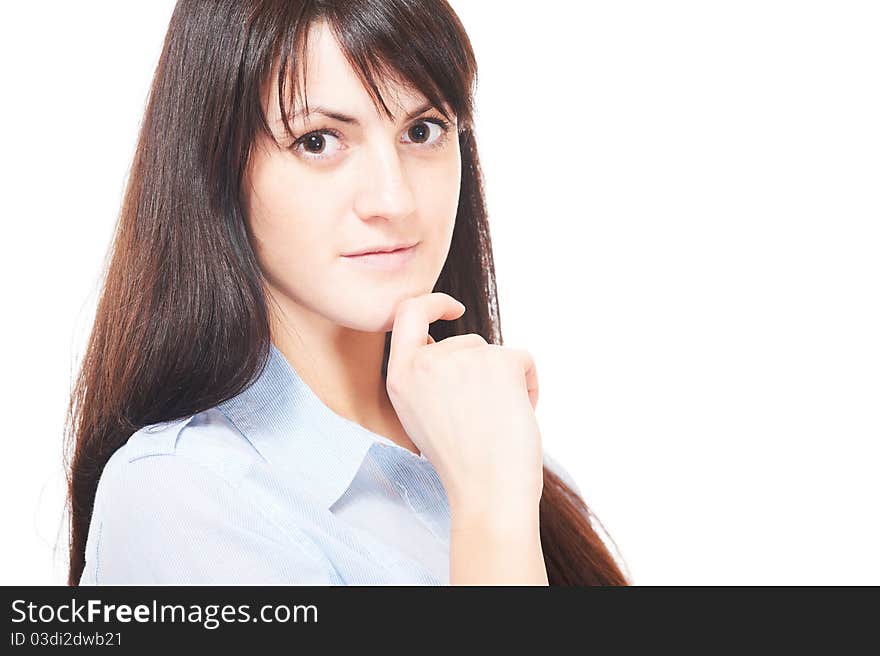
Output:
[264,20,429,123]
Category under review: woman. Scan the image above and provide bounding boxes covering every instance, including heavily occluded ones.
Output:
[65,0,630,585]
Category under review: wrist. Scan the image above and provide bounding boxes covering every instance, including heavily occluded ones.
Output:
[449,495,541,539]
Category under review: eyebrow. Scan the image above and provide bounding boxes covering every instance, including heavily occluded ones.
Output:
[280,102,440,126]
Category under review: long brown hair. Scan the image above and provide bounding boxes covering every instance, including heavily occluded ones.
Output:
[64,0,630,586]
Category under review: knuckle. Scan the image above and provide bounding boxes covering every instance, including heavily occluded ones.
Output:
[514,346,534,364]
[385,371,403,396]
[412,350,434,375]
[477,344,501,367]
[491,345,525,372]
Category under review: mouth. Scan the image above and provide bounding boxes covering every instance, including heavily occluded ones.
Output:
[340,242,419,272]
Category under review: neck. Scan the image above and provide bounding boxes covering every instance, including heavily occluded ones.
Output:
[267,293,420,457]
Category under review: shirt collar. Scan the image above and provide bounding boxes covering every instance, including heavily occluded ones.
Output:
[216,341,427,509]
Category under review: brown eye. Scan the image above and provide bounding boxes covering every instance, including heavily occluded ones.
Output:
[408,123,430,144]
[303,134,326,153]
[402,118,451,149]
[289,129,344,161]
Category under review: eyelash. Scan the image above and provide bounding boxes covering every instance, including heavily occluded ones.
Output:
[288,117,453,161]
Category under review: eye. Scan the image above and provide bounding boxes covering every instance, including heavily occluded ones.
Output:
[287,116,453,162]
[289,129,344,161]
[402,118,452,149]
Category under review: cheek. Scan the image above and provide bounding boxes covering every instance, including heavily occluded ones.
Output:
[420,170,460,256]
[247,184,340,296]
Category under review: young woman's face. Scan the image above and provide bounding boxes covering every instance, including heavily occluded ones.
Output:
[243,21,461,334]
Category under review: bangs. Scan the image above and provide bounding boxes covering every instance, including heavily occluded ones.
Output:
[255,0,476,145]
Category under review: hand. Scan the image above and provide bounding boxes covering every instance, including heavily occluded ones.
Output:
[385,292,543,511]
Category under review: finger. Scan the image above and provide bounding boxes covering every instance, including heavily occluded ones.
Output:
[425,332,487,353]
[487,345,539,411]
[388,293,465,369]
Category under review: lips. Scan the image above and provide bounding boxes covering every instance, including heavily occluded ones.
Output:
[341,242,419,271]
[342,241,418,257]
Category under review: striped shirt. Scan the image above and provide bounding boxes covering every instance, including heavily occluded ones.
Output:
[79,342,579,585]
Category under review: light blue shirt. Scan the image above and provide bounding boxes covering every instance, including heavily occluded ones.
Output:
[79,342,579,585]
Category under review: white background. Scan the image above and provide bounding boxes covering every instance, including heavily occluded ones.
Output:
[1,1,877,584]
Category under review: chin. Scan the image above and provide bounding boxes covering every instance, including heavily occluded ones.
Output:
[337,287,431,334]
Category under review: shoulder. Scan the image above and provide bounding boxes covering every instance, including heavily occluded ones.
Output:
[91,407,263,523]
[91,412,271,544]
[84,413,336,584]
[108,407,261,486]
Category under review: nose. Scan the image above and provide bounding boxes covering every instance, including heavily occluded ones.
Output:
[352,138,417,222]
